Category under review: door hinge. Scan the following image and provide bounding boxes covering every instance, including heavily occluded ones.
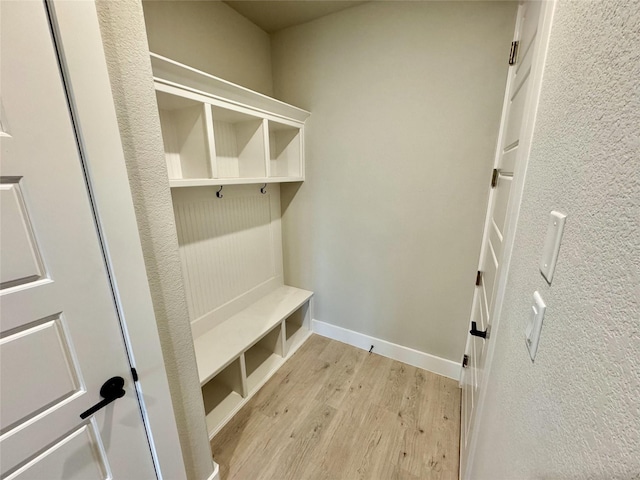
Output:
[491,168,500,188]
[131,367,139,382]
[462,355,469,368]
[509,40,519,65]
[475,271,482,286]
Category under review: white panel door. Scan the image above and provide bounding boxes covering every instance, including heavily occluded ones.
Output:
[0,2,156,478]
[460,0,549,476]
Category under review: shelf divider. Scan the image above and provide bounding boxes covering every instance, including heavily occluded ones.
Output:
[204,103,218,179]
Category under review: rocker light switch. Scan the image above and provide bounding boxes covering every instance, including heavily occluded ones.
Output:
[525,291,546,361]
[540,211,567,283]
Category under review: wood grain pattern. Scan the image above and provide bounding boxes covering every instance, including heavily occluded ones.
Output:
[210,335,461,479]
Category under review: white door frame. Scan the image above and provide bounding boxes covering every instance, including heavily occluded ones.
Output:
[462,1,556,477]
[46,1,186,478]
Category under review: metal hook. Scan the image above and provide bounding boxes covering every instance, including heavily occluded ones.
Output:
[216,185,223,198]
[260,184,267,194]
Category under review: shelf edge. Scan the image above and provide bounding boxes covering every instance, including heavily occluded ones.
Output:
[151,53,310,123]
[169,177,304,188]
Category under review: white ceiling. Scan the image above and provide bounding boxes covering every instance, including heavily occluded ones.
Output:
[223,1,368,33]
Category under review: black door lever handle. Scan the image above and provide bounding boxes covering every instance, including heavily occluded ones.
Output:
[470,321,488,339]
[80,376,126,419]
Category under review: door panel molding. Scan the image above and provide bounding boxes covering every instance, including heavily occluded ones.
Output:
[0,180,46,290]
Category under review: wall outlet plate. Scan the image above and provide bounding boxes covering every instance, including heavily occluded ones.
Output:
[525,291,546,361]
[540,211,567,283]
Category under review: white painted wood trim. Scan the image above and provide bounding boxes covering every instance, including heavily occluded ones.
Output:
[169,176,304,188]
[463,2,557,479]
[47,2,189,479]
[151,53,310,123]
[207,462,220,480]
[190,277,283,339]
[155,81,305,129]
[311,320,461,381]
[300,125,306,181]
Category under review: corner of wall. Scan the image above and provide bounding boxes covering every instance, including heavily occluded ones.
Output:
[94,1,214,479]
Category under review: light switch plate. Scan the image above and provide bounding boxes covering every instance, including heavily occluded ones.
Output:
[525,291,546,361]
[540,211,567,283]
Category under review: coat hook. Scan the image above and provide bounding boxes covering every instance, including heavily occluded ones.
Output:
[216,185,223,198]
[260,183,267,194]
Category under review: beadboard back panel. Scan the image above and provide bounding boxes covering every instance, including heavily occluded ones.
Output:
[172,184,284,337]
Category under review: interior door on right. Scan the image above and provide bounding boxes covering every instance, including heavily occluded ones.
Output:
[460,0,547,476]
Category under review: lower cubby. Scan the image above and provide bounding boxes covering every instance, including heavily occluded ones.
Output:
[245,325,283,392]
[202,358,245,434]
[284,302,310,355]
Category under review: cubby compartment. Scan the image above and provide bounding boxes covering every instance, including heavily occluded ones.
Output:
[244,325,283,392]
[201,357,245,434]
[156,91,212,180]
[212,107,266,179]
[284,302,311,354]
[153,55,307,188]
[268,120,302,178]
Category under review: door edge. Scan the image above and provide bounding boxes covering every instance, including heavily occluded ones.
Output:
[44,2,188,479]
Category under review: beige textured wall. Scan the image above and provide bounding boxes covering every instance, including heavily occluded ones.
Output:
[470,0,640,477]
[273,1,517,361]
[95,2,213,479]
[142,0,273,96]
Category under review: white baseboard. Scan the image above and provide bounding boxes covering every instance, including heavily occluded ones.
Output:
[311,319,461,381]
[207,462,220,480]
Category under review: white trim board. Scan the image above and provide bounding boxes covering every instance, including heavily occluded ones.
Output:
[207,463,220,480]
[311,320,461,381]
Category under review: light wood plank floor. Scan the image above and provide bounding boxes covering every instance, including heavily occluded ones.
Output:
[210,335,461,480]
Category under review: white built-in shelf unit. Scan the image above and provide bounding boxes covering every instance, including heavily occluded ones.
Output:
[151,53,309,188]
[151,54,314,438]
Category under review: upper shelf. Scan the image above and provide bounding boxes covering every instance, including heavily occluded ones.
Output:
[151,53,310,124]
[151,53,309,188]
[169,177,304,188]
